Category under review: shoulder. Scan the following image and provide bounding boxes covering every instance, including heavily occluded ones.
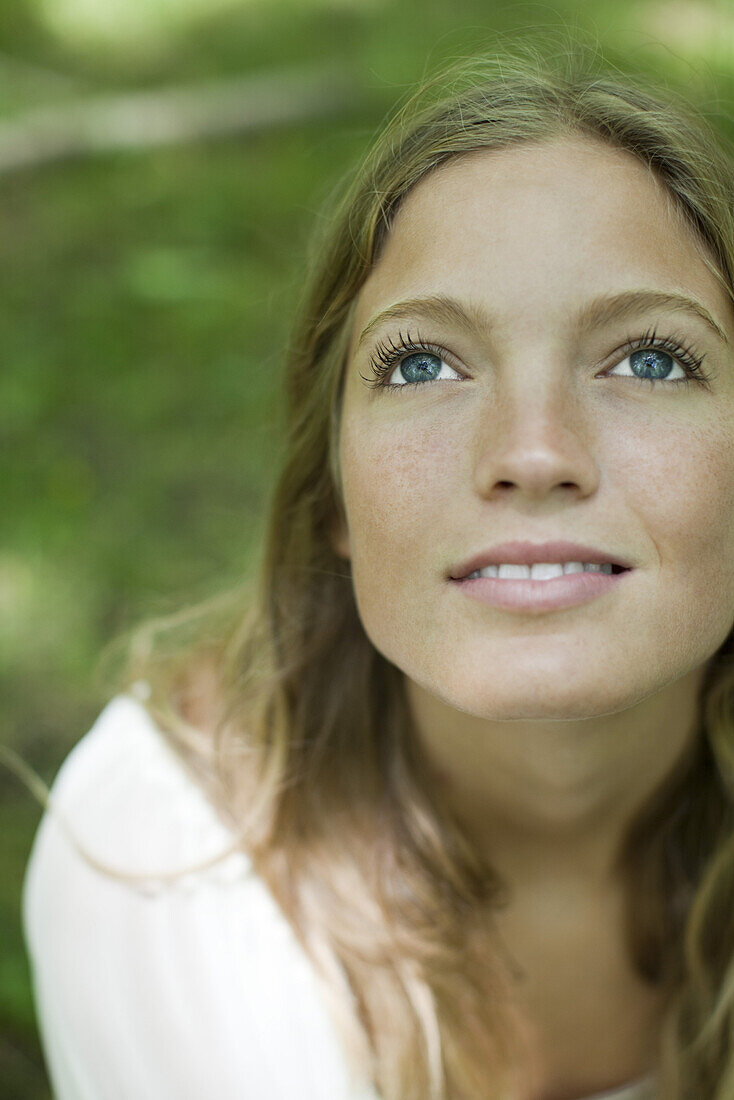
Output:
[21,690,382,1100]
[24,688,250,890]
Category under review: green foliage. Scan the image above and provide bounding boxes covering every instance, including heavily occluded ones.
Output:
[3,1,733,1096]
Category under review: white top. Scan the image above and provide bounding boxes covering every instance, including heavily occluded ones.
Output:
[22,692,657,1100]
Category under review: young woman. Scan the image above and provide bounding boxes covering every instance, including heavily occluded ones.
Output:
[22,39,734,1100]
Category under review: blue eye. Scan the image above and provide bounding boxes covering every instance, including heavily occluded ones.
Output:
[360,331,461,392]
[386,350,458,386]
[612,347,687,385]
[361,326,711,393]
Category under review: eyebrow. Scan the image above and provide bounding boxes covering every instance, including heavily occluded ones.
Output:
[355,288,730,351]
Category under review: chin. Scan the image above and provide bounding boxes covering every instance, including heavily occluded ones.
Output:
[436,671,652,722]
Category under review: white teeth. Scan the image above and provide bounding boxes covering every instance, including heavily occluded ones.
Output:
[465,561,614,580]
[528,563,567,580]
[498,563,532,579]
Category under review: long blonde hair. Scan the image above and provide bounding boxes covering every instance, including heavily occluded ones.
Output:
[24,33,734,1100]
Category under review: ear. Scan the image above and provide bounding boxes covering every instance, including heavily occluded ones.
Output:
[329,510,351,561]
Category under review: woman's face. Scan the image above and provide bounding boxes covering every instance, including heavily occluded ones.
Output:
[332,137,734,720]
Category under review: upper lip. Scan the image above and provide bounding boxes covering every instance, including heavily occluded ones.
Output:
[448,540,634,580]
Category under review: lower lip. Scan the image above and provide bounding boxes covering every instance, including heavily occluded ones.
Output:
[450,569,632,612]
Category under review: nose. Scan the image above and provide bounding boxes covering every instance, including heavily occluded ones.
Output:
[474,384,600,502]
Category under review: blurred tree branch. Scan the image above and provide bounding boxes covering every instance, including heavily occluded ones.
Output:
[0,63,368,174]
[0,49,86,92]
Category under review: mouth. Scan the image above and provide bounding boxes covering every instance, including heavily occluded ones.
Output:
[448,540,636,581]
[451,562,631,581]
[449,564,634,613]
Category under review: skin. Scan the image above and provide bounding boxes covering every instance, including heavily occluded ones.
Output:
[330,136,734,1098]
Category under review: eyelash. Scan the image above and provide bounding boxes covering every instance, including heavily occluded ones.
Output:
[360,325,712,394]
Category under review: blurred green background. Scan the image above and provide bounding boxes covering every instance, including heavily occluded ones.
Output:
[2,0,733,1095]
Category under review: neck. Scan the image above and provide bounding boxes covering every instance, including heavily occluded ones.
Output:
[407,663,705,895]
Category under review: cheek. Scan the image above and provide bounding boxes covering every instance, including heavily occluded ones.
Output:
[341,419,459,560]
[616,415,734,641]
[625,419,734,560]
[338,419,459,638]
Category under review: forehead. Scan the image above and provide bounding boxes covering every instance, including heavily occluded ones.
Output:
[351,137,729,345]
[382,137,677,256]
